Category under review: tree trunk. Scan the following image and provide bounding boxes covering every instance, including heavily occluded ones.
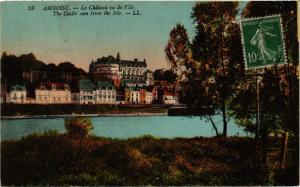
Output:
[208,115,219,136]
[222,98,227,136]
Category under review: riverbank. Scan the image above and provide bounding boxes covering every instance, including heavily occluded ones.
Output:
[1,112,168,120]
[1,103,169,117]
[1,133,298,185]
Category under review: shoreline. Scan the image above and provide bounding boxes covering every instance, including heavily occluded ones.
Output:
[1,112,168,120]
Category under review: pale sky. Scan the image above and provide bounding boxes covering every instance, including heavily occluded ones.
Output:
[1,1,248,72]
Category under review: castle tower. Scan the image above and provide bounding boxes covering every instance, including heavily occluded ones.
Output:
[116,52,120,61]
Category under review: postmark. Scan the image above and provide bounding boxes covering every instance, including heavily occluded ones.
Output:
[240,15,286,70]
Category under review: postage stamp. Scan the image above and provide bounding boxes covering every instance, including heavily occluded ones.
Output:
[240,15,286,69]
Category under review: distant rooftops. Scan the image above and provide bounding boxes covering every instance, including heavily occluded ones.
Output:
[79,79,96,92]
[91,53,147,68]
[37,82,70,90]
[11,85,26,91]
[79,79,115,91]
[97,81,115,90]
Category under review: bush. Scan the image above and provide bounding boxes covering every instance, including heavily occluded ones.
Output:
[64,117,93,138]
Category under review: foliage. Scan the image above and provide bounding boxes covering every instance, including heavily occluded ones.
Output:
[230,1,299,137]
[153,69,177,83]
[165,2,243,136]
[1,52,87,94]
[165,23,191,82]
[1,134,297,185]
[64,117,93,138]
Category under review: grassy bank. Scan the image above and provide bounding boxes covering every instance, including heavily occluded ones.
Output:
[1,104,168,116]
[1,132,298,185]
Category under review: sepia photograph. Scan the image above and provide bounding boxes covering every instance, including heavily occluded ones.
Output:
[0,0,299,186]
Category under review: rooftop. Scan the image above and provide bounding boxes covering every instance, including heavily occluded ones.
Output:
[11,85,26,91]
[91,53,147,68]
[79,79,96,92]
[97,81,115,90]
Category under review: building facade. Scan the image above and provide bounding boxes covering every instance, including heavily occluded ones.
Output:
[35,83,71,104]
[8,85,27,104]
[79,79,96,104]
[139,89,146,104]
[145,91,153,104]
[125,88,140,104]
[89,53,148,88]
[89,55,121,87]
[116,89,125,104]
[163,91,178,105]
[145,70,154,86]
[119,58,147,84]
[152,86,164,104]
[95,81,116,104]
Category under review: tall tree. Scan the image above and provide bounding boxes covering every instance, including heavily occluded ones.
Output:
[165,23,191,81]
[189,2,243,136]
[230,1,299,137]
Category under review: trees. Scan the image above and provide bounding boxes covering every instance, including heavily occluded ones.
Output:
[192,2,244,137]
[1,52,87,94]
[64,117,93,138]
[230,1,299,137]
[153,69,177,83]
[165,2,243,136]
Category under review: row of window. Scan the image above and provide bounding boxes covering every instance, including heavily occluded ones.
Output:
[80,95,116,100]
[97,93,115,97]
[39,85,69,90]
[122,69,145,76]
[81,90,115,94]
[123,76,144,80]
[37,96,69,102]
[12,93,25,99]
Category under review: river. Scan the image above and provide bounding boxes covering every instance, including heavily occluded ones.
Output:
[1,115,249,140]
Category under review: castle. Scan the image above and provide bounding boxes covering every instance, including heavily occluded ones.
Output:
[89,53,149,88]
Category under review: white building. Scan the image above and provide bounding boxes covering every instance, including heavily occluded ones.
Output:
[8,85,27,104]
[125,88,140,104]
[95,81,116,104]
[163,91,178,105]
[79,79,96,104]
[145,91,153,104]
[35,83,71,104]
[145,70,154,86]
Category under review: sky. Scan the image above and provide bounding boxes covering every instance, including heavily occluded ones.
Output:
[1,1,248,71]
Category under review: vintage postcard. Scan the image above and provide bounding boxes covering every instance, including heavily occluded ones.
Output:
[0,1,298,186]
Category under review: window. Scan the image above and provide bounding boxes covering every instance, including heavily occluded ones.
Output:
[44,97,47,101]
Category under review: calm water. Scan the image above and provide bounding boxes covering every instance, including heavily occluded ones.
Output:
[1,116,249,140]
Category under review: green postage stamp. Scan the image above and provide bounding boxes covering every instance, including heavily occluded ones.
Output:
[240,15,286,69]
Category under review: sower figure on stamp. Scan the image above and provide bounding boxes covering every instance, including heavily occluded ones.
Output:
[250,22,277,63]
